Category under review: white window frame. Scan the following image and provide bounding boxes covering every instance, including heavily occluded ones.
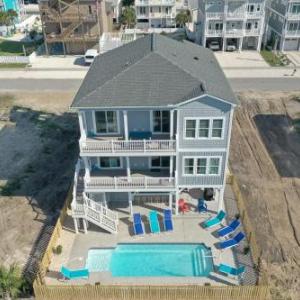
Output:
[183,117,225,140]
[98,157,123,169]
[182,156,222,176]
[151,110,170,134]
[93,110,120,135]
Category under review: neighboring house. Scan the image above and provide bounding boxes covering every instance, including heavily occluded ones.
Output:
[135,0,187,30]
[265,0,300,51]
[39,0,113,55]
[70,33,237,234]
[193,0,266,51]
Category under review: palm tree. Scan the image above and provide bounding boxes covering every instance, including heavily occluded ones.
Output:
[0,264,24,300]
[121,6,136,28]
[175,10,191,28]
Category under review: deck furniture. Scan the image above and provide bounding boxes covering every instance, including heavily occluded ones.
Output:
[217,219,240,237]
[149,210,161,233]
[218,232,245,250]
[60,266,89,280]
[178,199,190,214]
[133,213,145,235]
[129,131,152,139]
[163,209,173,232]
[203,210,226,228]
[197,198,207,213]
[218,264,245,276]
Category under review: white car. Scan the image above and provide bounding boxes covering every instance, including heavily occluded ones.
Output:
[208,41,220,51]
[84,49,98,64]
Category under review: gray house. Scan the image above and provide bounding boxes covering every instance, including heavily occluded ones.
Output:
[70,34,237,234]
[265,0,300,51]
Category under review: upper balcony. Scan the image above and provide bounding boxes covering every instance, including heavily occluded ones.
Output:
[285,29,300,37]
[287,12,300,20]
[135,0,175,6]
[78,109,176,156]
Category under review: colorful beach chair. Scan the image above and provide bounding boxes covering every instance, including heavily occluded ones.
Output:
[149,210,160,234]
[218,232,245,250]
[217,219,240,237]
[203,210,226,228]
[60,266,89,280]
[218,264,245,277]
[163,209,173,232]
[133,213,144,235]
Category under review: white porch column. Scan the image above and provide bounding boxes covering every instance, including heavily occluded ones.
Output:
[73,217,79,234]
[123,110,129,140]
[83,218,88,234]
[217,187,225,212]
[168,193,173,211]
[126,157,131,177]
[169,156,174,182]
[78,111,86,139]
[170,109,174,139]
[239,37,243,52]
[103,193,107,207]
[175,190,180,215]
[82,157,90,181]
[128,192,133,216]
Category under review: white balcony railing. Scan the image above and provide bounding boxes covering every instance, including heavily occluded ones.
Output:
[85,176,176,190]
[246,11,263,18]
[225,29,244,36]
[135,0,175,5]
[287,12,300,20]
[226,11,246,19]
[206,12,224,19]
[206,29,223,36]
[244,28,260,35]
[80,139,176,154]
[285,30,300,37]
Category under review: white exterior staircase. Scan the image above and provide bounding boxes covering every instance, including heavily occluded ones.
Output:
[71,160,119,234]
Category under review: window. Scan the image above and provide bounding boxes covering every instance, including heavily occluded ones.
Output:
[198,119,210,138]
[184,118,224,139]
[196,158,207,175]
[95,111,118,134]
[185,119,196,138]
[100,157,121,168]
[152,111,170,133]
[289,22,298,31]
[212,119,223,138]
[184,158,194,174]
[151,157,170,168]
[140,7,146,14]
[183,157,221,176]
[246,22,252,30]
[209,158,220,175]
[257,4,260,12]
[247,4,254,12]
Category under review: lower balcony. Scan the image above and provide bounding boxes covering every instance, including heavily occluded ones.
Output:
[85,169,176,192]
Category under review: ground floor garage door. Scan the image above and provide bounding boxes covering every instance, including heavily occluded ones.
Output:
[284,39,300,51]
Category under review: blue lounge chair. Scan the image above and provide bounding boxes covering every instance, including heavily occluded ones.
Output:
[203,210,226,228]
[60,266,89,280]
[163,209,173,232]
[197,199,207,213]
[149,211,160,234]
[218,264,245,277]
[217,219,240,237]
[219,232,245,250]
[133,213,144,235]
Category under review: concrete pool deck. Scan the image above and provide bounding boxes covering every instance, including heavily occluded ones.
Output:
[45,185,253,286]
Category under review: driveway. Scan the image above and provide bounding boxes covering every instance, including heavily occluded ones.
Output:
[214,51,269,68]
[286,51,300,67]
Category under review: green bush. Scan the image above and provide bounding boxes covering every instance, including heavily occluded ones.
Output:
[53,245,63,255]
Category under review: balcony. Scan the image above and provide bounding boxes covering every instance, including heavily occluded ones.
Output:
[244,28,260,36]
[287,12,300,20]
[246,11,263,19]
[85,169,176,192]
[226,11,246,19]
[79,137,176,156]
[206,12,224,19]
[225,28,244,37]
[206,29,223,37]
[135,0,175,5]
[285,30,300,37]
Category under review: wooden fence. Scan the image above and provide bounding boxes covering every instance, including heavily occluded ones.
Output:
[33,177,270,300]
[35,186,73,285]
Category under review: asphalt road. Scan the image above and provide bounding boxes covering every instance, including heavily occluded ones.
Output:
[0,78,300,92]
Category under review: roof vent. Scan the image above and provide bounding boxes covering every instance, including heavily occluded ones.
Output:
[193,56,199,60]
[200,82,206,92]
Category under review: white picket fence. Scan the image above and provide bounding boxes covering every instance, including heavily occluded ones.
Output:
[0,51,36,64]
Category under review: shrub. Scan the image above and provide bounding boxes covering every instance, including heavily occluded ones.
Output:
[53,245,63,255]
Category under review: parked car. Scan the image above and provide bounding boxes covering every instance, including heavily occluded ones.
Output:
[208,41,220,51]
[226,44,236,52]
[84,49,98,64]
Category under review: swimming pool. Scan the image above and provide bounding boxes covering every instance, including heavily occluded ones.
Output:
[86,243,213,277]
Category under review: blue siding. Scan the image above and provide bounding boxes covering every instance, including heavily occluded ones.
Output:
[177,96,231,149]
[177,151,226,187]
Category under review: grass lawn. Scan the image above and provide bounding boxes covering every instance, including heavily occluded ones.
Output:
[0,63,28,68]
[260,50,289,67]
[0,38,43,56]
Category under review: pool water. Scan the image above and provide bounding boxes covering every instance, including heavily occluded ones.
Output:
[86,244,213,277]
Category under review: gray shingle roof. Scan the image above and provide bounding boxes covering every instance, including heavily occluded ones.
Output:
[71,34,237,108]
